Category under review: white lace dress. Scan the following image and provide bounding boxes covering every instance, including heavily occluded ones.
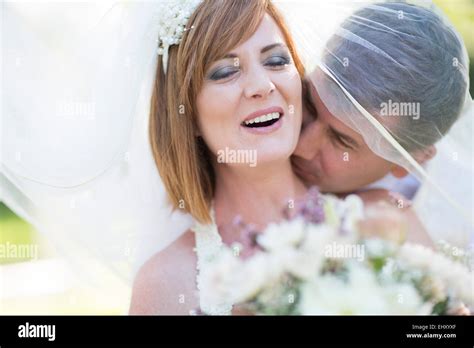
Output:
[191,208,233,315]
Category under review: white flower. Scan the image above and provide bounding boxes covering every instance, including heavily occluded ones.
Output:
[339,194,365,232]
[257,218,307,252]
[298,262,429,315]
[274,247,323,281]
[365,238,397,258]
[383,282,433,315]
[200,191,472,315]
[199,248,241,307]
[323,194,364,232]
[200,248,286,305]
[321,195,340,227]
[298,264,388,314]
[397,243,474,306]
[229,253,284,303]
[300,224,336,251]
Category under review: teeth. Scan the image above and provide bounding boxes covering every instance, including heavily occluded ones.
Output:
[244,112,280,126]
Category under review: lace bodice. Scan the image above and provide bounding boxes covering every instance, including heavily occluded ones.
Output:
[192,207,233,315]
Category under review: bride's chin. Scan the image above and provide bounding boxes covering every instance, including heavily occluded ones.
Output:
[260,143,298,162]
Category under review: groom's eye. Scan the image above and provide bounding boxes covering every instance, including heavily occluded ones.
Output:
[330,131,353,150]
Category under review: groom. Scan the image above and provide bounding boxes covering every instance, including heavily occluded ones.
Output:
[292,2,469,206]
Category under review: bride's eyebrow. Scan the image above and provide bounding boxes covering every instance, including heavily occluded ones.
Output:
[261,43,288,53]
[222,53,238,59]
[222,43,288,59]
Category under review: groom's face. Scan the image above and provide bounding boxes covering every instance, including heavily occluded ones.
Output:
[292,79,394,194]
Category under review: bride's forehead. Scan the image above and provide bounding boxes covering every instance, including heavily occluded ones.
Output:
[229,14,286,52]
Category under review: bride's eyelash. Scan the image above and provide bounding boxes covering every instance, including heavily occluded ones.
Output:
[208,54,291,81]
[209,67,239,81]
[264,54,291,67]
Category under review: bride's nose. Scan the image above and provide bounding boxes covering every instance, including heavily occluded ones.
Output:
[243,65,275,99]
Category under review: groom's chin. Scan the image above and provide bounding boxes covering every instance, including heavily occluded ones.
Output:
[316,180,349,194]
[301,175,326,191]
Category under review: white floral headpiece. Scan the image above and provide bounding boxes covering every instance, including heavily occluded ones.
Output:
[156,0,203,73]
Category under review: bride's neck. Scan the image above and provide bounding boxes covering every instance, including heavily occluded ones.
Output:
[213,159,306,232]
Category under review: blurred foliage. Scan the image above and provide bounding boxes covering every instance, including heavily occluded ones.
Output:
[0,202,129,314]
[0,203,38,264]
[434,0,474,95]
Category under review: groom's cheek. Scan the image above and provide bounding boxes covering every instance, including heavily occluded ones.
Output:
[319,152,360,192]
[301,103,315,130]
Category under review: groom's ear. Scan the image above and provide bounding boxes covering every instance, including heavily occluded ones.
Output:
[390,165,409,179]
[412,145,437,164]
[390,145,437,178]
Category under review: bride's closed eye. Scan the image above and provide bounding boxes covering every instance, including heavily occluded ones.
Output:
[207,50,292,81]
[209,66,240,81]
[264,53,291,68]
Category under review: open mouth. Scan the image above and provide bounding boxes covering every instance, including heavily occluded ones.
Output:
[241,112,282,128]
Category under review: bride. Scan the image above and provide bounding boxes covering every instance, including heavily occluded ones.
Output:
[129,0,308,315]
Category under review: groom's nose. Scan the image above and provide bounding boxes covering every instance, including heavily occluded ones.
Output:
[294,120,324,161]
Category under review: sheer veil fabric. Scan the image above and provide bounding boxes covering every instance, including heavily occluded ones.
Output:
[1,1,192,285]
[1,1,472,288]
[281,0,473,247]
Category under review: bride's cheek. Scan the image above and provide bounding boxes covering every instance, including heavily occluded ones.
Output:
[281,71,301,97]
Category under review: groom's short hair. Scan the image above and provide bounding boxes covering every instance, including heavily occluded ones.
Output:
[323,2,469,152]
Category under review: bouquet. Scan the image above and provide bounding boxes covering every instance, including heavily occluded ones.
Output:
[200,188,473,315]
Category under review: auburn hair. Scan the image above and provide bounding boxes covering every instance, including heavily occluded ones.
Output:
[149,0,305,224]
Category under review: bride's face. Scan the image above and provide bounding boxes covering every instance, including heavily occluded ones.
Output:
[196,14,302,167]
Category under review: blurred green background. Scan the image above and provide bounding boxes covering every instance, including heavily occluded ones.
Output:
[1,0,473,314]
[0,203,37,265]
[437,0,474,95]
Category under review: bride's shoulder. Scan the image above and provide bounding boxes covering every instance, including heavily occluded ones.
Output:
[129,230,198,315]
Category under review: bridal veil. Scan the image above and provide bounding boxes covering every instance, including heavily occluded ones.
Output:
[1,0,472,286]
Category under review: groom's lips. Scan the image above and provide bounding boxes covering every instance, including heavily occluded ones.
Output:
[292,159,320,185]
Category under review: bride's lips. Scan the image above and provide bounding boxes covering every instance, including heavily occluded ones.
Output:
[240,106,284,135]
